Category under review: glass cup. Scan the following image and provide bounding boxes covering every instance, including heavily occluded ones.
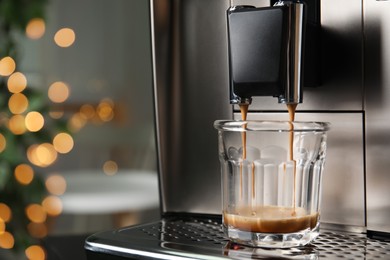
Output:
[214,120,330,248]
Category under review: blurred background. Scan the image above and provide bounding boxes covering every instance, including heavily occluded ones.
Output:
[0,0,159,258]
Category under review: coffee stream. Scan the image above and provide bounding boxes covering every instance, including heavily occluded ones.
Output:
[239,104,249,199]
[224,103,319,233]
[287,103,297,216]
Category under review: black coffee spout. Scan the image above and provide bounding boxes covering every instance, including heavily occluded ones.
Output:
[227,1,305,105]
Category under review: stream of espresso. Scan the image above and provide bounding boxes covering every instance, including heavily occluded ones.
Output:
[239,104,249,159]
[239,104,249,199]
[287,103,297,216]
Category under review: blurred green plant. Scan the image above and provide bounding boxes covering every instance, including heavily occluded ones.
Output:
[0,0,71,255]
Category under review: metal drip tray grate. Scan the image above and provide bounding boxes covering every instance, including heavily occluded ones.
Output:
[85,216,390,259]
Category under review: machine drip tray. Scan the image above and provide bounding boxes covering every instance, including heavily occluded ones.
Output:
[85,215,390,259]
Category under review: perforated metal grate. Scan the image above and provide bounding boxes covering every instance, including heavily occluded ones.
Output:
[136,218,390,259]
[314,231,390,259]
[141,218,229,246]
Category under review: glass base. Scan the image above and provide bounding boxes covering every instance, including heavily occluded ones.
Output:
[224,222,320,248]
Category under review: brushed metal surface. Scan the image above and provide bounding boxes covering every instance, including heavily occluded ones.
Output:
[151,0,232,214]
[234,112,365,227]
[364,0,390,233]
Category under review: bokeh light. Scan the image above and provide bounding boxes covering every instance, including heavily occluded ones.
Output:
[27,145,40,166]
[25,245,46,260]
[54,28,75,47]
[26,18,46,40]
[26,204,46,224]
[49,108,64,119]
[0,133,6,153]
[8,114,26,135]
[14,164,34,185]
[42,196,62,216]
[36,143,58,166]
[0,56,16,76]
[0,203,11,222]
[103,160,118,176]
[45,174,67,195]
[0,218,4,235]
[53,132,74,154]
[97,99,114,122]
[0,231,14,249]
[79,104,95,120]
[48,81,70,103]
[7,72,27,93]
[68,113,87,132]
[8,93,29,114]
[25,111,45,132]
[27,223,48,239]
[27,143,58,167]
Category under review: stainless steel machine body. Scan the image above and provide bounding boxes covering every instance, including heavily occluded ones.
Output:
[152,0,390,235]
[85,0,390,258]
[365,0,390,235]
[153,0,370,229]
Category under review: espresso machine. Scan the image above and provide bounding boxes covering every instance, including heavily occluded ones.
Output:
[85,0,390,258]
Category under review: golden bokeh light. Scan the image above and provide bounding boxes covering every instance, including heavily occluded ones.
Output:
[8,114,26,135]
[48,81,70,103]
[14,164,34,185]
[42,196,62,216]
[27,144,40,166]
[54,28,75,47]
[0,231,14,249]
[7,72,27,93]
[27,143,58,167]
[45,174,67,195]
[53,132,74,154]
[36,143,57,166]
[26,204,46,224]
[27,223,48,239]
[25,111,45,132]
[26,18,46,40]
[103,160,118,176]
[0,218,4,235]
[0,133,6,153]
[25,245,46,260]
[97,99,114,122]
[0,203,11,222]
[8,93,29,114]
[36,143,58,166]
[68,113,87,132]
[0,56,16,76]
[49,109,64,119]
[80,104,95,119]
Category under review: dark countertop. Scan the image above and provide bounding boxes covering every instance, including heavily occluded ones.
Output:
[42,234,90,260]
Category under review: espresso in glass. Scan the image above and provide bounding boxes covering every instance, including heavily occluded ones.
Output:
[214,108,329,248]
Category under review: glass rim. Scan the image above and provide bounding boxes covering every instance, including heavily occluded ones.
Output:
[214,120,330,132]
